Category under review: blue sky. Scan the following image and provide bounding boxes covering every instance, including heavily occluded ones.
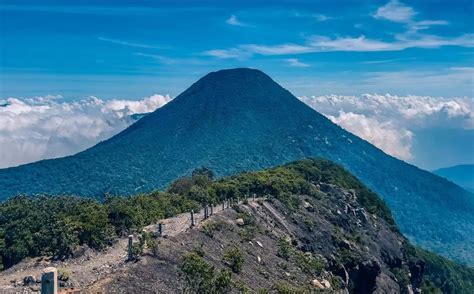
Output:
[0,0,473,171]
[0,0,473,99]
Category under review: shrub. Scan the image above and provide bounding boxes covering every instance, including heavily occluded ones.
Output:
[223,246,244,273]
[179,251,232,293]
[274,282,309,294]
[277,238,292,260]
[201,220,231,238]
[293,250,324,275]
[58,268,71,281]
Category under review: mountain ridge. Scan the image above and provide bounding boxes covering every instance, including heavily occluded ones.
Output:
[0,68,473,264]
[433,164,474,193]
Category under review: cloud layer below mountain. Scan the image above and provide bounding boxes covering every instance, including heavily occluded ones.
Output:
[0,93,472,169]
[300,94,473,162]
[0,94,172,168]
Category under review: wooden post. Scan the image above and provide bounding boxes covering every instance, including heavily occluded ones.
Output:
[41,267,58,294]
[191,210,195,227]
[210,205,213,216]
[128,235,133,260]
[158,223,163,236]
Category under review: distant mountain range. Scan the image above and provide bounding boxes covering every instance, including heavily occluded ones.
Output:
[0,68,473,264]
[433,164,474,193]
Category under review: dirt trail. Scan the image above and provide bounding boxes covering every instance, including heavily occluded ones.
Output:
[0,198,261,293]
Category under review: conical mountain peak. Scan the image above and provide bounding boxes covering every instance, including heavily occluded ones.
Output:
[0,69,472,265]
[173,67,292,107]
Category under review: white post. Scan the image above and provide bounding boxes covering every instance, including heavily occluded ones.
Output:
[41,267,58,294]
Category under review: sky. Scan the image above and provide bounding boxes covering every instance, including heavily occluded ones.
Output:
[0,0,473,170]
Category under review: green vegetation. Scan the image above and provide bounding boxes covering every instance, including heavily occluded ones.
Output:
[201,220,232,238]
[222,246,244,273]
[0,192,195,269]
[277,237,324,275]
[211,159,396,228]
[274,282,310,294]
[405,244,474,294]
[179,251,232,293]
[277,238,292,260]
[1,158,473,294]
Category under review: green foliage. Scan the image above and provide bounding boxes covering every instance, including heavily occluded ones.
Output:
[420,280,443,294]
[211,159,396,229]
[276,237,324,275]
[234,211,257,241]
[179,251,232,293]
[407,245,474,294]
[277,238,292,260]
[141,231,159,257]
[391,268,410,288]
[293,250,324,275]
[274,282,309,294]
[201,220,232,238]
[0,195,115,268]
[58,268,71,281]
[0,192,196,269]
[233,280,251,294]
[1,158,473,294]
[168,168,217,205]
[222,246,244,273]
[106,192,197,236]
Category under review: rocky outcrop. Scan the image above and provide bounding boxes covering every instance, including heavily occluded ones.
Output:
[85,182,424,293]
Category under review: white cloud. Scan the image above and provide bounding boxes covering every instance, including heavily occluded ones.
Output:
[374,0,416,23]
[206,1,462,59]
[299,94,474,160]
[240,32,469,57]
[1,91,472,168]
[135,52,175,64]
[0,94,172,168]
[285,58,310,67]
[96,36,162,49]
[313,14,333,22]
[226,15,247,27]
[327,111,414,160]
[204,33,473,58]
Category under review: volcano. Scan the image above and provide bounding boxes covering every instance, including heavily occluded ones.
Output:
[1,68,473,263]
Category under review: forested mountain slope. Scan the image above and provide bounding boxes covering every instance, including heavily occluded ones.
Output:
[0,68,473,264]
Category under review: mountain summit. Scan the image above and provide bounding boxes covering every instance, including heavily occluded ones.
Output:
[0,68,473,264]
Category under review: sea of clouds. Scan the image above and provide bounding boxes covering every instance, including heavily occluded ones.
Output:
[0,93,472,169]
[0,94,172,168]
[300,94,474,161]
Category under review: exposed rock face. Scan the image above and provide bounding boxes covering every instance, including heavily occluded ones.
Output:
[374,273,400,293]
[86,181,423,293]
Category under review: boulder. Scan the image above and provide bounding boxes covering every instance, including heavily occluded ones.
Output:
[311,279,324,289]
[23,275,36,286]
[321,279,331,289]
[235,218,245,226]
[373,273,400,293]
